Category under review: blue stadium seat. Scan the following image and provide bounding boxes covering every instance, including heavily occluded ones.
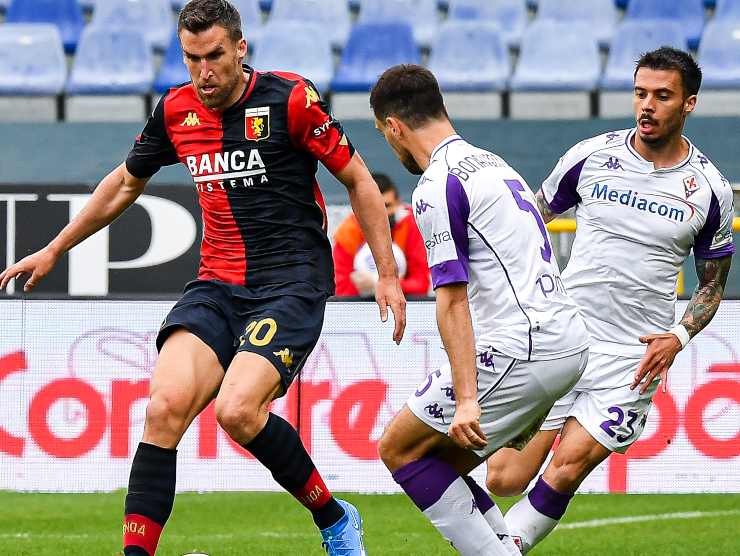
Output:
[153,31,189,94]
[624,0,705,50]
[331,22,420,92]
[428,22,509,91]
[715,0,740,20]
[5,0,84,53]
[357,0,438,47]
[615,0,629,8]
[448,0,527,49]
[90,0,173,51]
[0,0,11,10]
[601,20,687,90]
[536,0,617,48]
[252,22,334,92]
[698,20,740,88]
[67,27,154,94]
[268,0,350,49]
[0,24,66,95]
[511,20,601,91]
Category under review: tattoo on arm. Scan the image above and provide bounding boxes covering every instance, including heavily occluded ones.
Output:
[679,255,732,339]
[535,190,557,224]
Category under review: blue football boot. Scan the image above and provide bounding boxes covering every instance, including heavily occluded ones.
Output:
[320,499,366,555]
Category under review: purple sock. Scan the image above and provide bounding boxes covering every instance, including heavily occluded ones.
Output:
[391,457,460,511]
[462,475,495,514]
[528,476,573,520]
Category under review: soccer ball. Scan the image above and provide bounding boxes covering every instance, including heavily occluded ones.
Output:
[353,242,407,279]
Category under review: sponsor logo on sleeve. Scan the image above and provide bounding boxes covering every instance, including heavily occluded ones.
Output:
[424,231,452,250]
[415,199,433,215]
[245,107,270,141]
[683,175,700,199]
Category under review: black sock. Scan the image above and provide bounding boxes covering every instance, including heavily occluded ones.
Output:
[244,413,344,529]
[123,442,177,555]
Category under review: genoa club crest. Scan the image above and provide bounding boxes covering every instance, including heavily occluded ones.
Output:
[245,107,270,141]
[683,175,700,199]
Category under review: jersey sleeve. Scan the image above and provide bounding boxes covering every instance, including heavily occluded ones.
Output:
[540,142,589,214]
[125,95,179,179]
[693,177,736,259]
[413,173,470,289]
[287,79,355,175]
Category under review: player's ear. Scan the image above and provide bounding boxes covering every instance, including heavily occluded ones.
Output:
[236,37,247,60]
[386,116,402,137]
[683,94,697,116]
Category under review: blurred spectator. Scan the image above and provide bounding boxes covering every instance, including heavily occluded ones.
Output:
[333,173,430,297]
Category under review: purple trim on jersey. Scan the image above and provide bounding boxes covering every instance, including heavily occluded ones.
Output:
[548,157,587,214]
[431,135,463,160]
[446,172,471,268]
[462,476,495,514]
[694,190,735,259]
[392,457,459,511]
[527,476,573,520]
[431,260,468,288]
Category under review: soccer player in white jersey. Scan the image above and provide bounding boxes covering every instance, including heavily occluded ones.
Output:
[485,47,736,553]
[369,65,590,555]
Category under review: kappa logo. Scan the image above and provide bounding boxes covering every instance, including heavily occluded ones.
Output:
[245,107,270,141]
[273,348,293,368]
[601,156,623,171]
[684,175,700,199]
[180,112,200,127]
[304,86,320,108]
[415,199,433,215]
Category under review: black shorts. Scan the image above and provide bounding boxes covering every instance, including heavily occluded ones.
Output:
[156,279,328,392]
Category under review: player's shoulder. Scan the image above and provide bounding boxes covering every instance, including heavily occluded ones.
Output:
[686,144,731,195]
[567,128,630,159]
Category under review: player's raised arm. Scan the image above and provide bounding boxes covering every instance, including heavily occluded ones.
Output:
[0,164,149,292]
[335,154,407,344]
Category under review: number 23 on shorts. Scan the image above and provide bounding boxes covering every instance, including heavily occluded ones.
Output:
[239,318,278,347]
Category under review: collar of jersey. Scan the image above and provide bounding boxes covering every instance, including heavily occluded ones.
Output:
[625,128,695,172]
[430,134,463,162]
[220,64,257,113]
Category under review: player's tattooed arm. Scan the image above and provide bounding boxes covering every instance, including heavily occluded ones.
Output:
[679,255,732,339]
[534,190,557,224]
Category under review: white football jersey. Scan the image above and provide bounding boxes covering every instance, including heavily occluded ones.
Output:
[413,135,589,361]
[542,128,735,356]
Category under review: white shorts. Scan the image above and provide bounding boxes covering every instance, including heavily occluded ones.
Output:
[542,351,658,453]
[407,348,589,457]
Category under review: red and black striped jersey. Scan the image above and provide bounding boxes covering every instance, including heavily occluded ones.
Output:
[125,66,355,294]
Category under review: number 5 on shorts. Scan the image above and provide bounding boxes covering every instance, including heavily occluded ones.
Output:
[240,318,278,347]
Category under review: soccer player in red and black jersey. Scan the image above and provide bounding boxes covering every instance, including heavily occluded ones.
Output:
[0,1,406,554]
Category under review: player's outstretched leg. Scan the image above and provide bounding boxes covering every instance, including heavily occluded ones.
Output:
[504,418,611,554]
[379,407,514,556]
[216,352,365,555]
[124,330,224,556]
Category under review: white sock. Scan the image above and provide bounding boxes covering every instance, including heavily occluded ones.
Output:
[504,476,572,554]
[423,477,512,556]
[481,502,522,556]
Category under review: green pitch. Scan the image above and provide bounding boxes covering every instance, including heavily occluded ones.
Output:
[1,491,739,555]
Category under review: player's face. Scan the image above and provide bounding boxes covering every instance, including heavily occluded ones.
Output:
[375,118,423,175]
[633,68,696,146]
[180,24,247,109]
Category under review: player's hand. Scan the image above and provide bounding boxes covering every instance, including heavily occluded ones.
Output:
[631,333,682,394]
[0,246,60,292]
[375,275,406,344]
[350,270,376,297]
[449,398,486,450]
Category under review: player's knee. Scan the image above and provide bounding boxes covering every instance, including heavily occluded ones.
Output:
[486,470,528,497]
[144,393,190,444]
[215,397,263,445]
[377,429,408,472]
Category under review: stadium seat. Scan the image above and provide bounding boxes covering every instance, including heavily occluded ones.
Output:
[511,20,601,91]
[5,0,84,53]
[698,20,740,88]
[153,31,190,94]
[447,0,527,49]
[624,0,705,50]
[331,22,420,92]
[252,22,333,92]
[67,27,154,94]
[536,0,617,48]
[0,24,66,95]
[267,0,350,49]
[601,20,687,90]
[715,0,740,20]
[428,21,509,91]
[90,0,173,51]
[357,0,438,47]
